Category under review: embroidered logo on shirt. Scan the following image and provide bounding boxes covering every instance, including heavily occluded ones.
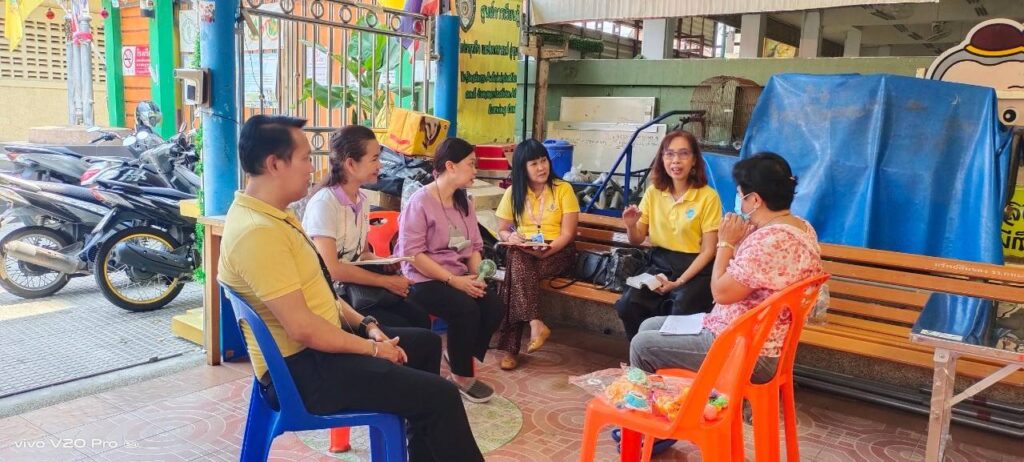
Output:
[686,208,696,219]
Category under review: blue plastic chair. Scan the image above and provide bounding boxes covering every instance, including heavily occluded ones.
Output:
[221,286,408,462]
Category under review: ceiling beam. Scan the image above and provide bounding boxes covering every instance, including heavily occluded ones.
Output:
[816,1,1023,28]
[829,22,974,45]
[863,43,951,56]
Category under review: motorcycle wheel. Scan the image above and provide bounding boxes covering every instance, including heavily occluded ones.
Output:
[0,227,72,299]
[94,226,185,312]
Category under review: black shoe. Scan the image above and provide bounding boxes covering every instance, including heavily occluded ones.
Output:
[453,377,494,403]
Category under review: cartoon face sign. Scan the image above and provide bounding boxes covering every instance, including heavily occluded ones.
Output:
[419,118,443,150]
[925,19,1024,126]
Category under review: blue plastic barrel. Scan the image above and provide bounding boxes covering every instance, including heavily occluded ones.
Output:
[543,139,574,178]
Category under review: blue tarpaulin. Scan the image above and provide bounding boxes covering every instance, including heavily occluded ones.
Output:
[733,73,1013,264]
[913,293,993,346]
[703,152,739,209]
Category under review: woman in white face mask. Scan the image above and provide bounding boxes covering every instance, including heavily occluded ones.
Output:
[629,152,824,385]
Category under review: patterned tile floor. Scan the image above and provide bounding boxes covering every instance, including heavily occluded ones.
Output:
[0,327,1020,461]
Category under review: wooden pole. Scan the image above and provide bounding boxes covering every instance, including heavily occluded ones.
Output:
[532,57,549,141]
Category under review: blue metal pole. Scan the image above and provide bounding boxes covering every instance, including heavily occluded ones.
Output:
[201,0,239,216]
[435,15,459,137]
[200,0,243,364]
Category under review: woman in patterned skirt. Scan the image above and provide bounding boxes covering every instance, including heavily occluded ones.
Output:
[494,139,580,370]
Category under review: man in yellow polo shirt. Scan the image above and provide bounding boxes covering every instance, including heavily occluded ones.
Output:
[218,115,483,462]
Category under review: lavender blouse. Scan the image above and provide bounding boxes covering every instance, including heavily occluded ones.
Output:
[397,187,484,284]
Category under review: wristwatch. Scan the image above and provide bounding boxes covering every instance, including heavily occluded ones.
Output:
[360,316,379,335]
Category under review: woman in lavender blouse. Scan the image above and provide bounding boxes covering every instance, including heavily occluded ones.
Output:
[396,137,504,403]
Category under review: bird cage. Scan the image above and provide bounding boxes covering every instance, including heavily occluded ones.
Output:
[689,76,763,151]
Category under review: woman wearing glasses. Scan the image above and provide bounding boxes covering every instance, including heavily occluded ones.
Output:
[615,130,722,340]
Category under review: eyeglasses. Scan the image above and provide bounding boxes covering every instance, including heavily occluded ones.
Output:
[662,149,692,158]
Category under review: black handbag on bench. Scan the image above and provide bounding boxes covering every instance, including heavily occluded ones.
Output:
[548,250,608,290]
[548,248,645,293]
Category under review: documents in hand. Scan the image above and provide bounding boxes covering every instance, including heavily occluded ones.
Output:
[626,273,666,291]
[659,313,706,335]
[349,256,414,266]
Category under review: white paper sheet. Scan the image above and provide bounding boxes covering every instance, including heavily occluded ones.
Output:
[659,313,706,336]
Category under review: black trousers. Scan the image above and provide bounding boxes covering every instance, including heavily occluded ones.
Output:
[357,298,432,330]
[408,281,504,377]
[614,247,714,340]
[262,326,483,462]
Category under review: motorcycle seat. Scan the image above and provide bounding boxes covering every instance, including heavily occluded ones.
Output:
[139,186,195,200]
[3,144,83,158]
[33,182,104,204]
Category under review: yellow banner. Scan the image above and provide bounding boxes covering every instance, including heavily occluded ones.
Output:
[4,0,45,51]
[1003,186,1024,259]
[456,0,521,145]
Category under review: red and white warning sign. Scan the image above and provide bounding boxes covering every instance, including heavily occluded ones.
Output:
[121,45,151,77]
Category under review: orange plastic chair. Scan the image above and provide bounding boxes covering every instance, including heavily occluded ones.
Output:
[659,273,830,462]
[578,280,797,462]
[366,211,400,257]
[329,210,401,453]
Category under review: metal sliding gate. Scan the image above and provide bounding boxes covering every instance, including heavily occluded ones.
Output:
[237,0,433,166]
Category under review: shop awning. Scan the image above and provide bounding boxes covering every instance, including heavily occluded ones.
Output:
[530,0,940,25]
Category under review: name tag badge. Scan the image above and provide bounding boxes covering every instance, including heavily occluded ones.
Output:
[530,232,545,243]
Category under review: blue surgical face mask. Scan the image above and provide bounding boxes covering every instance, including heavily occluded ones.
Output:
[734,192,756,221]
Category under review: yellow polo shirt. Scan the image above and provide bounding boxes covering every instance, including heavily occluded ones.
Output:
[218,192,341,379]
[638,185,722,253]
[495,180,580,241]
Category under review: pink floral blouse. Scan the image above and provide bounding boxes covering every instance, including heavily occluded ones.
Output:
[702,220,824,357]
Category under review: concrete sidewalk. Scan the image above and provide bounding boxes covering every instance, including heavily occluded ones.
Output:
[0,274,203,415]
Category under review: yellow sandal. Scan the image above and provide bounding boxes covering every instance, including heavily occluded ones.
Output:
[526,326,551,354]
[500,355,518,370]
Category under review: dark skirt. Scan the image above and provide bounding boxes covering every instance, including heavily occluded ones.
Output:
[613,247,714,340]
[495,245,577,355]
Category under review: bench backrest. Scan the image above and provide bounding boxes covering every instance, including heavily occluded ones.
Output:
[574,213,644,253]
[576,213,1024,329]
[821,243,1024,328]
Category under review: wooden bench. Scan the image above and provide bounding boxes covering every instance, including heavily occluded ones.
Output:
[804,244,1024,386]
[540,213,1024,386]
[540,213,640,305]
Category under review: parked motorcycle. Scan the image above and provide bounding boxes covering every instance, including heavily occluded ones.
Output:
[0,173,110,298]
[0,129,198,302]
[0,176,195,310]
[86,179,197,311]
[1,100,166,185]
[82,130,200,194]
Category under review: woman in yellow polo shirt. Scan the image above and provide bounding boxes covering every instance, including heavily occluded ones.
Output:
[494,139,580,370]
[616,130,722,340]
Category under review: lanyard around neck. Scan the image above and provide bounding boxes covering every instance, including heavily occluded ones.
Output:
[435,184,470,236]
[279,216,339,301]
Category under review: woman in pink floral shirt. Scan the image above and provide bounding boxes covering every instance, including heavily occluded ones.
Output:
[630,152,824,383]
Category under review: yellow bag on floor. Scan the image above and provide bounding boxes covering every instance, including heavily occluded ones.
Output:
[382,108,450,157]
